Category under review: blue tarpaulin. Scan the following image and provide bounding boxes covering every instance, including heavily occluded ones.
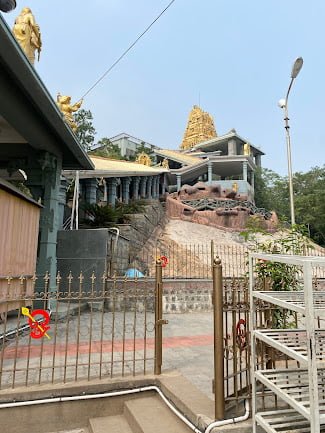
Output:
[125,268,145,278]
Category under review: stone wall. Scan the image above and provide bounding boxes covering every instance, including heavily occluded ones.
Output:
[116,201,166,262]
[105,279,213,313]
[163,279,213,313]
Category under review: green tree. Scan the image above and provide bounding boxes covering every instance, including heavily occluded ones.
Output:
[74,109,96,151]
[134,141,153,158]
[254,168,289,219]
[90,137,123,160]
[294,166,325,246]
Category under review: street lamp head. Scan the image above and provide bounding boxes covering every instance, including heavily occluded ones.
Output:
[278,98,286,109]
[291,57,303,79]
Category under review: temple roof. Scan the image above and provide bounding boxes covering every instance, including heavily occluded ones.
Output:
[190,130,265,155]
[153,149,202,166]
[63,156,168,179]
[0,15,93,170]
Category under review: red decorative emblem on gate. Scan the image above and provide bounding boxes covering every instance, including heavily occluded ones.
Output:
[157,256,169,268]
[21,307,51,339]
[236,319,247,350]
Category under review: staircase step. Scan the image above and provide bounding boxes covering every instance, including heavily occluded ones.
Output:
[124,396,193,433]
[89,415,132,433]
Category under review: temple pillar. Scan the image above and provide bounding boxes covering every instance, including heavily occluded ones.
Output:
[176,174,182,192]
[163,174,167,194]
[207,161,213,184]
[140,176,148,198]
[131,176,141,200]
[25,151,62,289]
[242,161,248,182]
[107,177,118,207]
[146,176,153,199]
[228,138,237,156]
[122,177,132,204]
[58,176,68,228]
[84,178,97,204]
[154,176,160,198]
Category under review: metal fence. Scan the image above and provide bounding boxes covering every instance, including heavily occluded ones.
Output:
[0,272,161,390]
[129,242,249,279]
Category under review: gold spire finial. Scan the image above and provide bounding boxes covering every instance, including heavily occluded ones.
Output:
[180,105,217,150]
[12,7,42,65]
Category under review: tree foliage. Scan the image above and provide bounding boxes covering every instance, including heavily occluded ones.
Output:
[74,109,96,151]
[254,166,325,246]
[90,137,123,160]
[294,166,325,246]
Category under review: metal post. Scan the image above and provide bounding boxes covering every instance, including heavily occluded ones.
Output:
[213,256,225,420]
[284,101,296,226]
[154,258,167,375]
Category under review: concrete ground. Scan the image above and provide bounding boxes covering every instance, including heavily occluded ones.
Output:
[0,309,216,401]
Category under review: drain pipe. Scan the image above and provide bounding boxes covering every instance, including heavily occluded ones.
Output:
[0,386,249,433]
[204,399,250,433]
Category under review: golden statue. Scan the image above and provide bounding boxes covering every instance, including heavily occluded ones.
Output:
[162,158,169,169]
[56,94,83,131]
[243,143,251,156]
[12,8,42,65]
[232,182,238,193]
[181,105,217,150]
[136,152,151,166]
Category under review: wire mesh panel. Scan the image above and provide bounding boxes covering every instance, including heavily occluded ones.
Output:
[0,273,155,390]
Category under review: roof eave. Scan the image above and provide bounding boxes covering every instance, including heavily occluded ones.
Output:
[0,16,94,170]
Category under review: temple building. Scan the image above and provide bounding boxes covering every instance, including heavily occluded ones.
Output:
[152,105,264,203]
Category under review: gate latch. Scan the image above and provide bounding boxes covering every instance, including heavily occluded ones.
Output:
[156,319,168,325]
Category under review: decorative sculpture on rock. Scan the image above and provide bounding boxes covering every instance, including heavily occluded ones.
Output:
[12,8,42,65]
[56,94,83,131]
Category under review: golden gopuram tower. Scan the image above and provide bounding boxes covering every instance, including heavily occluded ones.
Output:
[180,105,217,150]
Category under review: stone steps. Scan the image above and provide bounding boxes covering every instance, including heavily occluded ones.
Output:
[124,396,193,433]
[87,395,193,433]
[89,414,132,433]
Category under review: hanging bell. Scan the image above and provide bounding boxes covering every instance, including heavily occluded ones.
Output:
[0,0,16,12]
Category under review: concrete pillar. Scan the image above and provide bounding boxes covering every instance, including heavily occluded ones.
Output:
[207,161,213,184]
[84,178,97,204]
[58,176,68,228]
[122,177,131,204]
[107,177,118,208]
[176,174,182,192]
[228,139,237,156]
[131,176,141,200]
[25,151,62,290]
[242,161,248,182]
[146,176,153,199]
[140,176,148,198]
[255,154,261,168]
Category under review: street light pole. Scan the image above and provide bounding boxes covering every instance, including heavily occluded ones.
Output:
[278,57,303,227]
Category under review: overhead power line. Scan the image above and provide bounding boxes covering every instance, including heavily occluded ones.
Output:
[79,0,177,101]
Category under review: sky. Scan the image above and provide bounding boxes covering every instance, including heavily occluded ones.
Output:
[3,1,325,175]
